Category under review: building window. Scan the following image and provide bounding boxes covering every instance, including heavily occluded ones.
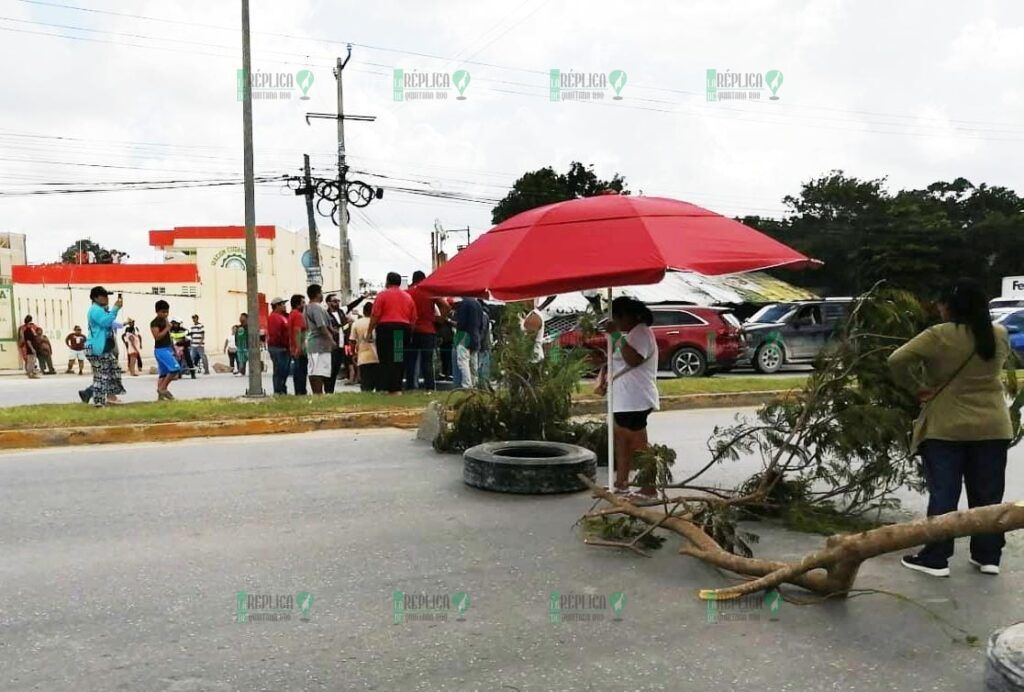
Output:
[182,286,197,297]
[151,287,166,295]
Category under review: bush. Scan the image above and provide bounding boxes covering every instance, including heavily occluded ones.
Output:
[434,303,597,455]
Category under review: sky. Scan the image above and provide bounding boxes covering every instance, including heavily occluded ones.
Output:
[0,0,1022,292]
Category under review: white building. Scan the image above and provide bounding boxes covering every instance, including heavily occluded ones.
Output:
[1,225,352,369]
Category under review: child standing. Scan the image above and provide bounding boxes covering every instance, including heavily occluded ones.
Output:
[150,300,180,400]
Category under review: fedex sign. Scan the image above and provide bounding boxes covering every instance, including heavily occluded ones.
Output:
[1001,276,1024,298]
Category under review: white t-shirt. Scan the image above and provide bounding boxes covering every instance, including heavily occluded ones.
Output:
[611,324,660,413]
[522,309,546,363]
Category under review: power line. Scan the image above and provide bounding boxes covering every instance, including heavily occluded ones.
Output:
[6,18,1024,142]
[352,207,427,264]
[15,0,1024,133]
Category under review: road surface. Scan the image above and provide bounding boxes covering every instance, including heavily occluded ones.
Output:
[1,408,1018,690]
[0,366,809,408]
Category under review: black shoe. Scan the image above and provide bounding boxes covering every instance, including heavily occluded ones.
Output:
[901,554,949,577]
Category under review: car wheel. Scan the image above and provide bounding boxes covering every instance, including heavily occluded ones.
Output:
[753,343,784,374]
[670,347,707,378]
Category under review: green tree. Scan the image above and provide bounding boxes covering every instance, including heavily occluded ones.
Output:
[491,161,628,225]
[743,171,1024,299]
[60,239,127,264]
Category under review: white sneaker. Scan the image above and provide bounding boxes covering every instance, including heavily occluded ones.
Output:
[969,558,1000,575]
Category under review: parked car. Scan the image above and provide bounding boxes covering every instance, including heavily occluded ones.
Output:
[556,305,744,377]
[741,298,852,373]
[990,298,1024,320]
[995,309,1024,363]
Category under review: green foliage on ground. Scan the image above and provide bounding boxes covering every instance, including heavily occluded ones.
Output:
[434,303,595,453]
[710,289,935,521]
[580,515,667,551]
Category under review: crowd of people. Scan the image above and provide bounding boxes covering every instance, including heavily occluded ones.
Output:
[72,286,255,406]
[263,271,504,396]
[67,271,510,406]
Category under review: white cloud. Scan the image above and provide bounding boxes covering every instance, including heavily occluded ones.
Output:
[0,0,1022,285]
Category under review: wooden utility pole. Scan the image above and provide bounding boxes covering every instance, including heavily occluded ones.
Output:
[240,0,263,396]
[299,154,322,284]
[334,50,352,301]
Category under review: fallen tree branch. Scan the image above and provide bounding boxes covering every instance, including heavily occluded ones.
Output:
[579,474,1024,600]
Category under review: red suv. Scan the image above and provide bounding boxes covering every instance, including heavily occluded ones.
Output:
[556,305,744,377]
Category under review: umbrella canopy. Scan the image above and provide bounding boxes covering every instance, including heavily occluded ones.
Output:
[419,194,819,300]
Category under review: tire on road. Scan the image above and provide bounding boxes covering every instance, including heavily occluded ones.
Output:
[986,622,1024,691]
[753,343,784,374]
[463,441,597,494]
[670,347,708,378]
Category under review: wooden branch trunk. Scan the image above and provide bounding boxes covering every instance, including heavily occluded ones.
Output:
[581,478,1024,600]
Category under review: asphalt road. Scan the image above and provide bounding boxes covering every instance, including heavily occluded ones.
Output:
[0,365,810,409]
[1,408,1020,691]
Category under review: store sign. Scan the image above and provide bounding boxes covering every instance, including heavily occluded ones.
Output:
[211,248,247,270]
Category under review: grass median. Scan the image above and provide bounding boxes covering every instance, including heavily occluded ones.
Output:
[0,375,809,431]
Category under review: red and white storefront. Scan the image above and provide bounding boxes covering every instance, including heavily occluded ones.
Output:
[1,225,345,368]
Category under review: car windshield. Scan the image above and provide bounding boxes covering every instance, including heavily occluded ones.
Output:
[748,304,796,324]
[721,312,742,329]
[991,299,1024,309]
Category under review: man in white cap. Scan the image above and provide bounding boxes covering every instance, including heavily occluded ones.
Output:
[267,296,291,394]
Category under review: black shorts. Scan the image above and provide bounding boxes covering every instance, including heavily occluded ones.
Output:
[614,409,652,431]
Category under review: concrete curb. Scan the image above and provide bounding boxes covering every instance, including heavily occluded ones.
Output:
[0,390,791,451]
[0,409,424,450]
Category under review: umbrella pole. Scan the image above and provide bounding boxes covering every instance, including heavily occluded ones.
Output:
[606,287,614,490]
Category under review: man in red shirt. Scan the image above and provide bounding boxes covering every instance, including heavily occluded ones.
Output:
[267,297,291,395]
[368,272,417,394]
[288,293,308,396]
[404,270,449,391]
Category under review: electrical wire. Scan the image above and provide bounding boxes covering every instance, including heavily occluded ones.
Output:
[14,0,1024,133]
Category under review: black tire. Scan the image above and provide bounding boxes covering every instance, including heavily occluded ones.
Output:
[670,347,707,378]
[985,623,1024,691]
[463,441,597,494]
[753,343,784,374]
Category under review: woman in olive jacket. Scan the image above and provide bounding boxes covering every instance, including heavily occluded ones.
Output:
[888,278,1012,578]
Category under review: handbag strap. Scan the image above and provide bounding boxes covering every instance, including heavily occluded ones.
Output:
[610,333,653,383]
[923,349,974,406]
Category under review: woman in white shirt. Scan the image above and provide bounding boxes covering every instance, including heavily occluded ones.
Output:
[596,297,660,496]
[522,301,546,363]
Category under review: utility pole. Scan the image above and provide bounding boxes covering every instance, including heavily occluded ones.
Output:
[298,153,321,283]
[334,49,352,302]
[240,0,263,397]
[304,46,375,297]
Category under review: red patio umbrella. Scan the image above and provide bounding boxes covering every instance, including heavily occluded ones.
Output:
[418,194,818,300]
[419,194,818,489]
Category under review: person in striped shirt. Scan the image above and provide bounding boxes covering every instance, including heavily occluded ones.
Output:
[188,314,209,375]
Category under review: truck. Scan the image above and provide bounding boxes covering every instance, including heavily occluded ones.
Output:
[990,276,1024,316]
